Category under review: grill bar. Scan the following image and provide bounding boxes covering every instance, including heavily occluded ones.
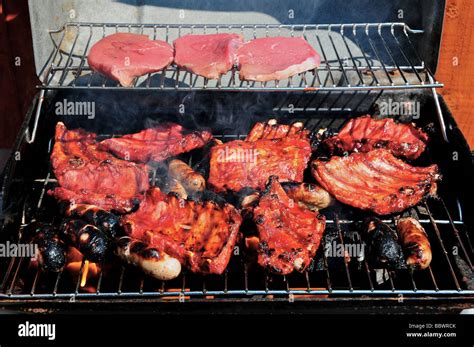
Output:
[424,203,461,291]
[2,114,473,301]
[39,22,441,91]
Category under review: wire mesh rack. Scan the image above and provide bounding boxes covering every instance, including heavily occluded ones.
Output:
[1,124,473,302]
[38,22,442,92]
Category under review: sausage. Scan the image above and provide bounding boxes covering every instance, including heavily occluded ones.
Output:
[115,236,181,281]
[168,159,205,194]
[281,182,335,211]
[162,178,188,199]
[396,217,432,270]
[26,222,66,272]
[60,219,109,263]
[65,204,121,239]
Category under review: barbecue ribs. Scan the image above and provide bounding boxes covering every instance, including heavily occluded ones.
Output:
[253,177,326,275]
[121,187,242,274]
[98,123,213,163]
[323,115,429,160]
[208,120,312,192]
[311,149,440,215]
[49,122,149,213]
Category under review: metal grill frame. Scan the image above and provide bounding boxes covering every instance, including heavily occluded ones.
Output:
[38,22,442,92]
[1,116,473,302]
[0,19,472,304]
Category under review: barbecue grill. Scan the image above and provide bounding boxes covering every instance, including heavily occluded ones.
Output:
[0,0,472,313]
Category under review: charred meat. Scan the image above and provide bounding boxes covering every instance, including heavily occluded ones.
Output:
[121,187,242,274]
[98,123,213,163]
[25,222,67,272]
[49,122,149,213]
[253,177,326,275]
[60,219,109,263]
[208,120,312,192]
[323,115,429,160]
[363,217,406,270]
[311,149,441,215]
[396,217,432,270]
[65,204,122,239]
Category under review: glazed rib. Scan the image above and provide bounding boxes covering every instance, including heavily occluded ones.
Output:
[208,120,312,192]
[49,123,149,213]
[254,177,326,275]
[311,149,440,215]
[121,188,242,274]
[99,123,213,163]
[324,115,429,160]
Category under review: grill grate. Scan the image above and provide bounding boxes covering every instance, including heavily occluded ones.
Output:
[1,126,473,302]
[38,22,442,92]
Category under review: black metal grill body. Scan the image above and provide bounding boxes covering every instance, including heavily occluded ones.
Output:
[0,88,472,312]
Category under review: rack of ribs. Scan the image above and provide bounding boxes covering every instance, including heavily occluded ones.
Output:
[311,149,441,215]
[208,120,312,192]
[98,123,213,163]
[49,122,149,213]
[121,187,242,274]
[253,176,326,275]
[323,115,429,160]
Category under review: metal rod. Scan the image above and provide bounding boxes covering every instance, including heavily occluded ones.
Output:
[438,199,473,269]
[377,24,408,84]
[334,214,353,291]
[1,258,16,292]
[351,26,379,85]
[6,256,25,295]
[72,25,94,86]
[389,24,422,83]
[428,266,439,291]
[424,203,461,290]
[58,25,81,86]
[429,76,449,143]
[365,25,394,86]
[52,269,63,295]
[74,258,86,294]
[24,90,45,144]
[117,266,125,294]
[6,289,473,300]
[339,25,365,86]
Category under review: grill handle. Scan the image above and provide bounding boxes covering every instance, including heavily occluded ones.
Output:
[429,75,449,143]
[24,89,45,144]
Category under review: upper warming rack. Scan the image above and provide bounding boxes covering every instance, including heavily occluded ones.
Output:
[38,22,442,92]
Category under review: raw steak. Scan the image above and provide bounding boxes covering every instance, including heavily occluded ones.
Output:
[173,33,243,79]
[88,33,174,87]
[238,37,320,81]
